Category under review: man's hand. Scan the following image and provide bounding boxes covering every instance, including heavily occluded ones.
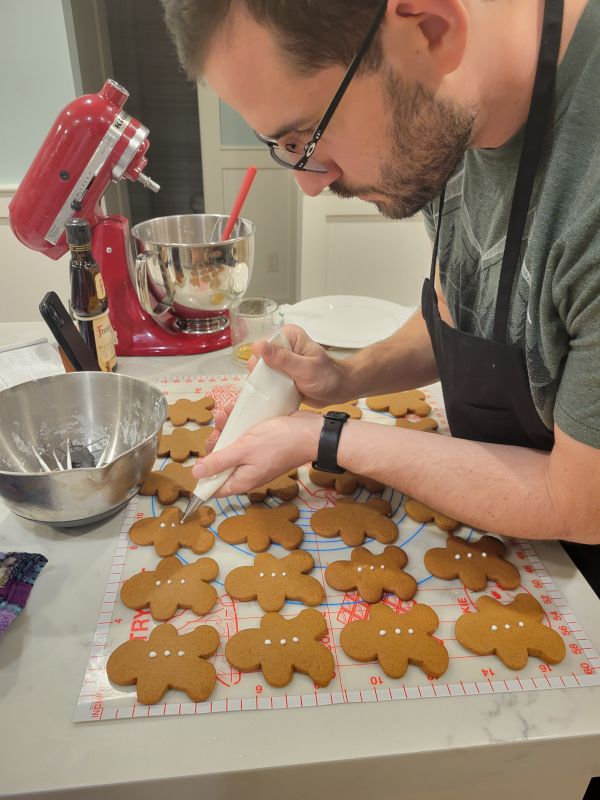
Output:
[247,324,352,407]
[191,411,322,497]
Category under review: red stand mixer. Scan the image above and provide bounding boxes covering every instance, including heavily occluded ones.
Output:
[9,80,254,356]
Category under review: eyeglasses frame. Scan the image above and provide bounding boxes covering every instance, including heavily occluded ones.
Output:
[256,0,389,173]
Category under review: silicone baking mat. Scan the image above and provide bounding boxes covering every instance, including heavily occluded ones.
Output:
[75,374,600,721]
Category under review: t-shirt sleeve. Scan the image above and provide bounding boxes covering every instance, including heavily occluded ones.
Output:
[552,216,600,448]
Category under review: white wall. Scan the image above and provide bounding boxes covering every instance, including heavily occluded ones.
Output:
[0,0,77,322]
[0,0,78,184]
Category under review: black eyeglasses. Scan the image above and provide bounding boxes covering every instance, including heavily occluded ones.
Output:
[255,0,388,173]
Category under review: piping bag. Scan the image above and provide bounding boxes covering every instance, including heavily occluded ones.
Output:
[180,331,301,522]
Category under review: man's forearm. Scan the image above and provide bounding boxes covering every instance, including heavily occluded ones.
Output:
[340,309,439,399]
[336,420,591,543]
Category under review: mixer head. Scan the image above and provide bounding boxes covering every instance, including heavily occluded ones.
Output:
[8,79,159,260]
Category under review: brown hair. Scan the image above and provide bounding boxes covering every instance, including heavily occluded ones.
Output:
[160,0,384,79]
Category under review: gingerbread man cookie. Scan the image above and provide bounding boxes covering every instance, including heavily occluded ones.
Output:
[129,506,215,557]
[300,400,362,419]
[157,427,214,462]
[120,556,219,621]
[366,390,431,418]
[140,463,197,504]
[455,594,566,669]
[106,623,220,704]
[225,608,335,687]
[167,396,215,426]
[218,504,304,552]
[309,467,385,496]
[340,602,449,679]
[396,417,438,433]
[325,546,417,603]
[247,469,299,503]
[404,497,460,532]
[225,551,324,612]
[311,497,398,547]
[424,535,520,591]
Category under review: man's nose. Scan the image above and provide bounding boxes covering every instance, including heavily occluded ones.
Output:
[294,162,342,197]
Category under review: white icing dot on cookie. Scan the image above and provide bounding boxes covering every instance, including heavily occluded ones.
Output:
[180,579,186,584]
[149,651,157,658]
[271,572,276,578]
[408,628,414,635]
[380,565,385,570]
[504,624,511,630]
[491,625,498,631]
[518,621,525,627]
[259,572,265,578]
[155,580,161,586]
[159,523,166,529]
[467,553,473,559]
[454,554,461,560]
[369,565,375,571]
[167,579,172,585]
[394,628,401,634]
[481,552,487,558]
[379,629,386,636]
[280,639,287,645]
[282,572,287,577]
[357,567,364,572]
[171,523,176,528]
[177,650,185,656]
[264,639,272,645]
[164,650,171,656]
[292,636,299,643]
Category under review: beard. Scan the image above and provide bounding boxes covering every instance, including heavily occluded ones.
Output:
[329,69,476,219]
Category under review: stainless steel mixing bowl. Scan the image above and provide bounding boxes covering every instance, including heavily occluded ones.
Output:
[0,372,167,526]
[131,214,255,335]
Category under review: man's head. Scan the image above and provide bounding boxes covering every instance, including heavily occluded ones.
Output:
[161,1,500,218]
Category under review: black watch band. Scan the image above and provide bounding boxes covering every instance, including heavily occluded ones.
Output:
[312,411,350,474]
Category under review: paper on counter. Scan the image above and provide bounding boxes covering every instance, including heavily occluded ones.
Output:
[0,338,65,391]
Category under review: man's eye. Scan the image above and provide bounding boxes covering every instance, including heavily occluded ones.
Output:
[281,128,313,153]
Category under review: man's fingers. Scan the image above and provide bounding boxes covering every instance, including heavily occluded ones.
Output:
[213,409,228,431]
[246,354,259,373]
[192,444,241,479]
[204,429,220,454]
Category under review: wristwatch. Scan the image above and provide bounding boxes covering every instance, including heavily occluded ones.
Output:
[312,411,350,474]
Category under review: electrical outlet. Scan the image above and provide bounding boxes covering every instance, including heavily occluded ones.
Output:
[266,253,279,273]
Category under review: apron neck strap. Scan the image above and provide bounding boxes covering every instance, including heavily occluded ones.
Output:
[429,0,564,341]
[493,0,564,343]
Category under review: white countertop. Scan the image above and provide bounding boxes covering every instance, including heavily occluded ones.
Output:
[1,323,599,800]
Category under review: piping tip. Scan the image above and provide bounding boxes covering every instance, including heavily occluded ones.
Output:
[181,494,204,524]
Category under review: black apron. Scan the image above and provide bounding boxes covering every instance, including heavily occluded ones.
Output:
[421,0,600,597]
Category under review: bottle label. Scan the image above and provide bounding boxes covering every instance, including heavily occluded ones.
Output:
[92,312,118,372]
[95,273,107,301]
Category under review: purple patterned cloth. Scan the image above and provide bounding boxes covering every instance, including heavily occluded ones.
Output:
[0,552,48,636]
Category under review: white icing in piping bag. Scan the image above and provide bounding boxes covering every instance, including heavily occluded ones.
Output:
[180,331,301,522]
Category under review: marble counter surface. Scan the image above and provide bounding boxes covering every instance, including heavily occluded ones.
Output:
[0,323,599,800]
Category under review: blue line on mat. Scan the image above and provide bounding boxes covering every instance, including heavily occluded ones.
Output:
[397,522,426,548]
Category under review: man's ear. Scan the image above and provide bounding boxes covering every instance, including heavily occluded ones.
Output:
[382,0,468,81]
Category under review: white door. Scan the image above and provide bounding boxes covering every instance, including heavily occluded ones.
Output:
[298,190,432,306]
[197,86,299,305]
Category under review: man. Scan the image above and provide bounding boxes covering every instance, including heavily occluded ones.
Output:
[160,1,600,582]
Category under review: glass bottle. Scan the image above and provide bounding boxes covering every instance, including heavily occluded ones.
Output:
[65,217,117,372]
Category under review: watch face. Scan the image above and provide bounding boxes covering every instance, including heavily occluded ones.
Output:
[325,411,351,422]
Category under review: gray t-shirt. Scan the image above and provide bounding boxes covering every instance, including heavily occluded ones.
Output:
[422,0,600,448]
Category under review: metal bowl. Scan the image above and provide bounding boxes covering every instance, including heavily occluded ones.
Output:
[0,372,167,527]
[131,214,255,335]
